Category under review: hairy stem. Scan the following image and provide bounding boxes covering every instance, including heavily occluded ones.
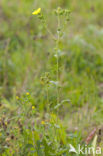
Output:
[56,14,60,105]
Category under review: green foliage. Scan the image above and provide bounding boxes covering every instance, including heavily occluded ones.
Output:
[0,0,103,155]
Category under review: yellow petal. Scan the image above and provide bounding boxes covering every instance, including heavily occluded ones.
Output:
[32,8,41,15]
[32,106,35,110]
[26,92,30,95]
[41,121,45,125]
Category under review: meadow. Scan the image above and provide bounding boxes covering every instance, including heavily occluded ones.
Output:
[0,0,103,155]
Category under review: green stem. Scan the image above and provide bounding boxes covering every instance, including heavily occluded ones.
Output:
[56,49,59,105]
[46,85,49,112]
[46,27,56,40]
[56,14,60,105]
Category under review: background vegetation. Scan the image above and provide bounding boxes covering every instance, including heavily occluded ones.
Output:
[0,0,103,155]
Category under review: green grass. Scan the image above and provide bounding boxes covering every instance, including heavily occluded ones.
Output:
[0,0,103,155]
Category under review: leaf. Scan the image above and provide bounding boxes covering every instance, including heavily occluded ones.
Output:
[50,81,59,86]
[54,103,62,110]
[61,99,71,103]
[92,135,98,156]
[54,99,70,110]
[25,144,34,148]
[56,148,67,155]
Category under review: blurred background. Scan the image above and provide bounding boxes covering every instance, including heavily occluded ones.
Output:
[1,1,103,155]
[0,0,103,120]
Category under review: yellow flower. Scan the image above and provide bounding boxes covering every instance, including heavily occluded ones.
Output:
[5,122,7,126]
[50,113,57,124]
[51,113,56,119]
[41,120,45,125]
[32,106,35,110]
[26,92,30,95]
[16,96,19,100]
[32,8,41,15]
